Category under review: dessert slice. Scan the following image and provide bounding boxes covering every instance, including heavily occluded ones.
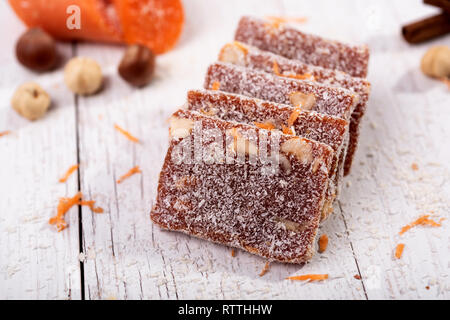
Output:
[234,16,369,78]
[204,62,358,122]
[151,109,334,263]
[218,41,371,174]
[187,89,349,219]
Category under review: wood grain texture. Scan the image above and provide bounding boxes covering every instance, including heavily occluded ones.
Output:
[0,0,448,300]
[0,3,81,299]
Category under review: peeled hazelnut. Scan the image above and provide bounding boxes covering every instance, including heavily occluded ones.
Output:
[289,92,316,110]
[64,57,103,95]
[16,28,58,72]
[11,82,51,120]
[421,45,450,79]
[118,44,155,87]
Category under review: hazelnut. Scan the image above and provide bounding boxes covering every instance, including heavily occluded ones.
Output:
[118,44,155,87]
[11,82,51,120]
[421,45,450,79]
[64,57,103,95]
[289,92,316,110]
[16,28,58,72]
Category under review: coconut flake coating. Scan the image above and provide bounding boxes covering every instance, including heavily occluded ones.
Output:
[187,89,348,219]
[234,16,370,78]
[151,110,334,263]
[204,62,358,121]
[218,42,371,175]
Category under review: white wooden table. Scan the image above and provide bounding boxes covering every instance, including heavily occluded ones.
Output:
[0,0,449,300]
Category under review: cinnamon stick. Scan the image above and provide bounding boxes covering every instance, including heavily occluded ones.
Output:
[402,12,450,44]
[424,0,450,13]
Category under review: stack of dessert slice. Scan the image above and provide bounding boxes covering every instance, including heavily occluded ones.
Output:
[151,16,371,264]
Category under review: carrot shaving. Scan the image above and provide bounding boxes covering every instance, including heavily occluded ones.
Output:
[411,163,419,171]
[231,249,236,257]
[318,234,328,253]
[272,60,315,81]
[399,214,443,235]
[287,107,302,127]
[259,262,270,277]
[80,200,104,213]
[354,274,361,280]
[395,243,405,259]
[254,121,275,130]
[211,81,221,91]
[59,164,79,183]
[287,274,328,282]
[0,130,11,137]
[114,124,139,143]
[117,166,142,184]
[49,192,103,232]
[282,124,293,135]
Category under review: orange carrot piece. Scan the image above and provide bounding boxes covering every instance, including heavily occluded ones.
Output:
[117,166,142,184]
[114,124,139,143]
[411,163,419,171]
[287,107,302,127]
[49,192,103,232]
[318,234,328,253]
[272,60,314,81]
[399,214,443,235]
[282,125,293,135]
[254,122,275,130]
[259,262,270,277]
[395,243,405,259]
[59,164,79,183]
[231,249,236,257]
[49,192,82,232]
[287,274,328,282]
[211,81,221,91]
[0,131,11,137]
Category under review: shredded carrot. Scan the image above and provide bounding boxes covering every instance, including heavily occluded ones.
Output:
[399,214,444,235]
[59,164,79,183]
[411,163,419,171]
[254,121,275,130]
[114,124,139,143]
[395,243,405,259]
[231,249,236,257]
[287,107,302,127]
[272,60,315,81]
[354,274,361,280]
[282,124,293,135]
[117,166,142,184]
[286,274,328,282]
[318,234,328,253]
[80,200,104,213]
[272,60,281,75]
[0,131,11,137]
[259,262,270,277]
[49,192,103,232]
[211,81,221,91]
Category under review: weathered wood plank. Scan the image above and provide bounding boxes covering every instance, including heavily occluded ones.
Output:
[76,0,365,299]
[0,3,81,299]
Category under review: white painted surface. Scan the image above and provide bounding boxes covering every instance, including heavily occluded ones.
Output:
[0,0,448,299]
